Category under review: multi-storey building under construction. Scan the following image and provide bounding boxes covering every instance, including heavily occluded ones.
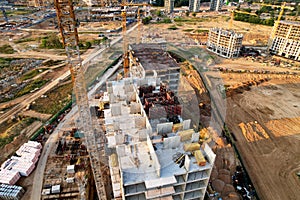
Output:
[206,28,243,58]
[97,43,215,200]
[269,20,300,61]
[102,78,215,200]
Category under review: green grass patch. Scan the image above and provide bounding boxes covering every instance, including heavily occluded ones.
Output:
[31,82,73,114]
[5,9,34,16]
[168,51,186,63]
[168,25,178,30]
[14,37,36,44]
[195,29,209,33]
[0,57,15,68]
[20,69,47,81]
[0,117,36,148]
[183,29,194,32]
[16,78,48,98]
[43,60,64,67]
[156,18,172,24]
[0,44,15,54]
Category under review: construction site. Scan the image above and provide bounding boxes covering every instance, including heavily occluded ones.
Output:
[0,0,299,200]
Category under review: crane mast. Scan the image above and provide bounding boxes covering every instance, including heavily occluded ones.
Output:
[54,0,107,199]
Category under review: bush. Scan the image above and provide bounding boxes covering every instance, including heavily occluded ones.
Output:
[40,33,63,49]
[234,12,274,26]
[85,41,92,49]
[14,38,35,44]
[168,25,178,30]
[142,16,152,24]
[0,44,14,54]
[16,78,48,97]
[20,69,41,81]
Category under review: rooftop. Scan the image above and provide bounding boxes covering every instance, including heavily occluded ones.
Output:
[129,43,180,71]
[279,20,300,26]
[210,27,243,38]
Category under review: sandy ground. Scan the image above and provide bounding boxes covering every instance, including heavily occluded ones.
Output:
[224,74,300,200]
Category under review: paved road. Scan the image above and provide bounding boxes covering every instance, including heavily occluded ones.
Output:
[30,24,138,200]
[0,70,70,125]
[0,23,138,125]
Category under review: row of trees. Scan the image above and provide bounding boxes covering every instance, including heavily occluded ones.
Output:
[40,33,93,49]
[234,13,275,26]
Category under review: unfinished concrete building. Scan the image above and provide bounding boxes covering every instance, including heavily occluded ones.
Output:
[165,0,175,13]
[209,0,223,11]
[128,44,180,94]
[103,79,216,200]
[269,20,300,61]
[189,0,201,12]
[207,28,243,58]
[82,0,119,7]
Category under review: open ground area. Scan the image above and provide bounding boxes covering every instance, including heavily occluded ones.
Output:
[223,72,300,200]
[0,4,300,200]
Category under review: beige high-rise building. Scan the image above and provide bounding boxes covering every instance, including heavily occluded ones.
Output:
[209,0,223,11]
[269,20,300,61]
[189,0,201,12]
[165,0,175,13]
[207,28,243,58]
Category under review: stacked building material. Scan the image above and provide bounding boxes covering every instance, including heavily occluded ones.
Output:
[11,162,35,177]
[0,170,21,185]
[184,143,201,152]
[0,184,25,200]
[51,185,61,194]
[0,141,42,184]
[23,141,42,149]
[16,144,41,157]
[67,165,75,174]
[178,129,195,142]
[194,150,207,166]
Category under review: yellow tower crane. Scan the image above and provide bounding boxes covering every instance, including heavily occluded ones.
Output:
[256,2,295,51]
[121,2,149,77]
[54,0,107,199]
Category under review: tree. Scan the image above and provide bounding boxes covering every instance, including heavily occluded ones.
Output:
[192,12,196,17]
[142,16,152,24]
[85,41,92,49]
[40,33,63,49]
[186,11,190,17]
[156,10,162,17]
